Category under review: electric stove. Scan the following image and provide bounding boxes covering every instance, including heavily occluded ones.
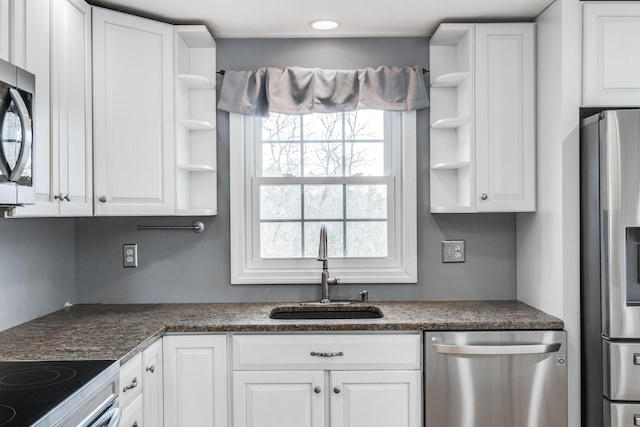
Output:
[0,360,118,426]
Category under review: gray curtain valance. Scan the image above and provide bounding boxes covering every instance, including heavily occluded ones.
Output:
[217,66,429,117]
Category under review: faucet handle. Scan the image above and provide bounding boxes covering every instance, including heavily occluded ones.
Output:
[358,290,369,303]
[327,277,339,286]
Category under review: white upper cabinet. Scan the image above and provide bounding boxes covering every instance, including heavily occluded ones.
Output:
[429,22,536,213]
[583,3,640,106]
[0,0,10,62]
[10,0,93,218]
[92,7,175,216]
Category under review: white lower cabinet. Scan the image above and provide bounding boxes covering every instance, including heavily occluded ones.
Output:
[330,370,420,427]
[119,338,163,427]
[231,333,422,427]
[142,338,163,427]
[163,334,228,427]
[233,371,325,427]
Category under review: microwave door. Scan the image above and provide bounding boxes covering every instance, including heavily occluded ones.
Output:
[7,88,32,182]
[0,85,10,181]
[0,88,32,183]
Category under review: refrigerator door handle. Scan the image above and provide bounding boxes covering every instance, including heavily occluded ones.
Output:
[634,353,640,365]
[634,414,640,426]
[432,342,562,355]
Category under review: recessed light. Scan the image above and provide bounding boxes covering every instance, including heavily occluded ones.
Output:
[309,19,341,30]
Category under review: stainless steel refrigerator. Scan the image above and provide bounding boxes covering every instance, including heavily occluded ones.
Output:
[581,110,640,427]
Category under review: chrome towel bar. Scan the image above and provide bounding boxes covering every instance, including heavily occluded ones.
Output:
[136,220,205,233]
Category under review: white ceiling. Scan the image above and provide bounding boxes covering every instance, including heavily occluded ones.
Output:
[86,0,554,39]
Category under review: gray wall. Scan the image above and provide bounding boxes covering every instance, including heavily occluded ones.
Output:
[74,37,517,303]
[0,218,75,331]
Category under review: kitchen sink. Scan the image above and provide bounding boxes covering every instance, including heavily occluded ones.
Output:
[269,304,384,320]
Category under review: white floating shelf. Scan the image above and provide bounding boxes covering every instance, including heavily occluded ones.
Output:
[177,74,214,89]
[177,164,217,172]
[431,117,470,129]
[177,208,217,216]
[178,119,215,131]
[431,161,471,170]
[431,72,470,88]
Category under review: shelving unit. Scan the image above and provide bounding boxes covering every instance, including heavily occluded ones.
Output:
[174,25,217,216]
[429,22,536,213]
[429,24,474,212]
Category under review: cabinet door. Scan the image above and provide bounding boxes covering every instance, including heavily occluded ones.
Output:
[584,4,640,106]
[164,335,227,427]
[0,0,9,62]
[330,371,421,427]
[55,0,92,216]
[232,371,325,427]
[8,0,58,217]
[475,23,535,212]
[120,393,143,427]
[92,7,174,216]
[142,339,163,427]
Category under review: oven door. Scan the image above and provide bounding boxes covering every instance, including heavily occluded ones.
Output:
[87,404,121,427]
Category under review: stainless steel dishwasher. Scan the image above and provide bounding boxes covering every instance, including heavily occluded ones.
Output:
[425,330,567,427]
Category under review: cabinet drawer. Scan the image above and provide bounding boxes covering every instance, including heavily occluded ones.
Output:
[232,333,421,371]
[120,393,143,427]
[604,341,640,400]
[120,353,143,408]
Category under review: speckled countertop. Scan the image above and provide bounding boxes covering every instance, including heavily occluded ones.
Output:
[0,301,563,363]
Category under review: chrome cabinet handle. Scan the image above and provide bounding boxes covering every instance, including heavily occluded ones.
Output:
[314,386,321,394]
[146,365,155,373]
[635,414,640,426]
[333,387,341,394]
[481,193,488,200]
[310,351,344,357]
[122,377,138,392]
[634,353,640,365]
[64,193,71,201]
[54,193,64,200]
[133,422,138,427]
[99,195,107,203]
[7,88,33,182]
[432,343,562,355]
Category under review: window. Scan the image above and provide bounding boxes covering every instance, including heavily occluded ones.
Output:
[230,110,417,284]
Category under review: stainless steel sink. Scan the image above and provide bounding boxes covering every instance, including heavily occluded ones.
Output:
[269,303,384,320]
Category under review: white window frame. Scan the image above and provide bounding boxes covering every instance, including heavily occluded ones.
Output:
[229,110,417,284]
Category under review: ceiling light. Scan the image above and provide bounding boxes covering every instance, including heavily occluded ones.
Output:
[309,19,341,30]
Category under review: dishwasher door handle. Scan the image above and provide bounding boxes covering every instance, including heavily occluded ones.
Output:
[432,342,562,355]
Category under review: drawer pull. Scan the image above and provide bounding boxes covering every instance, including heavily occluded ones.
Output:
[146,365,155,373]
[334,387,341,394]
[635,414,640,426]
[634,353,640,365]
[122,377,138,393]
[314,386,321,394]
[310,351,344,358]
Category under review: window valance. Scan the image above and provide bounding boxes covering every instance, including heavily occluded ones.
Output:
[217,66,429,117]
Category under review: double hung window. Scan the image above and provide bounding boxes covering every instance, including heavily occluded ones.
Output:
[230,110,417,284]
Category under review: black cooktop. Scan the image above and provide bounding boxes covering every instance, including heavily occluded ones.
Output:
[0,360,115,426]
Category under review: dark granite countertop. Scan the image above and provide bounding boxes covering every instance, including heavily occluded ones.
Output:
[0,301,563,364]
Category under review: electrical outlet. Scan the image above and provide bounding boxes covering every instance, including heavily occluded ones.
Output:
[442,240,465,263]
[123,244,138,268]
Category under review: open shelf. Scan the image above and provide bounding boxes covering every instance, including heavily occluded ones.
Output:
[432,161,471,170]
[431,117,470,129]
[175,25,217,216]
[177,74,214,89]
[177,164,216,172]
[178,119,215,131]
[431,72,470,88]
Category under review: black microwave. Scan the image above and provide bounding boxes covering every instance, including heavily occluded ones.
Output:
[0,58,34,211]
